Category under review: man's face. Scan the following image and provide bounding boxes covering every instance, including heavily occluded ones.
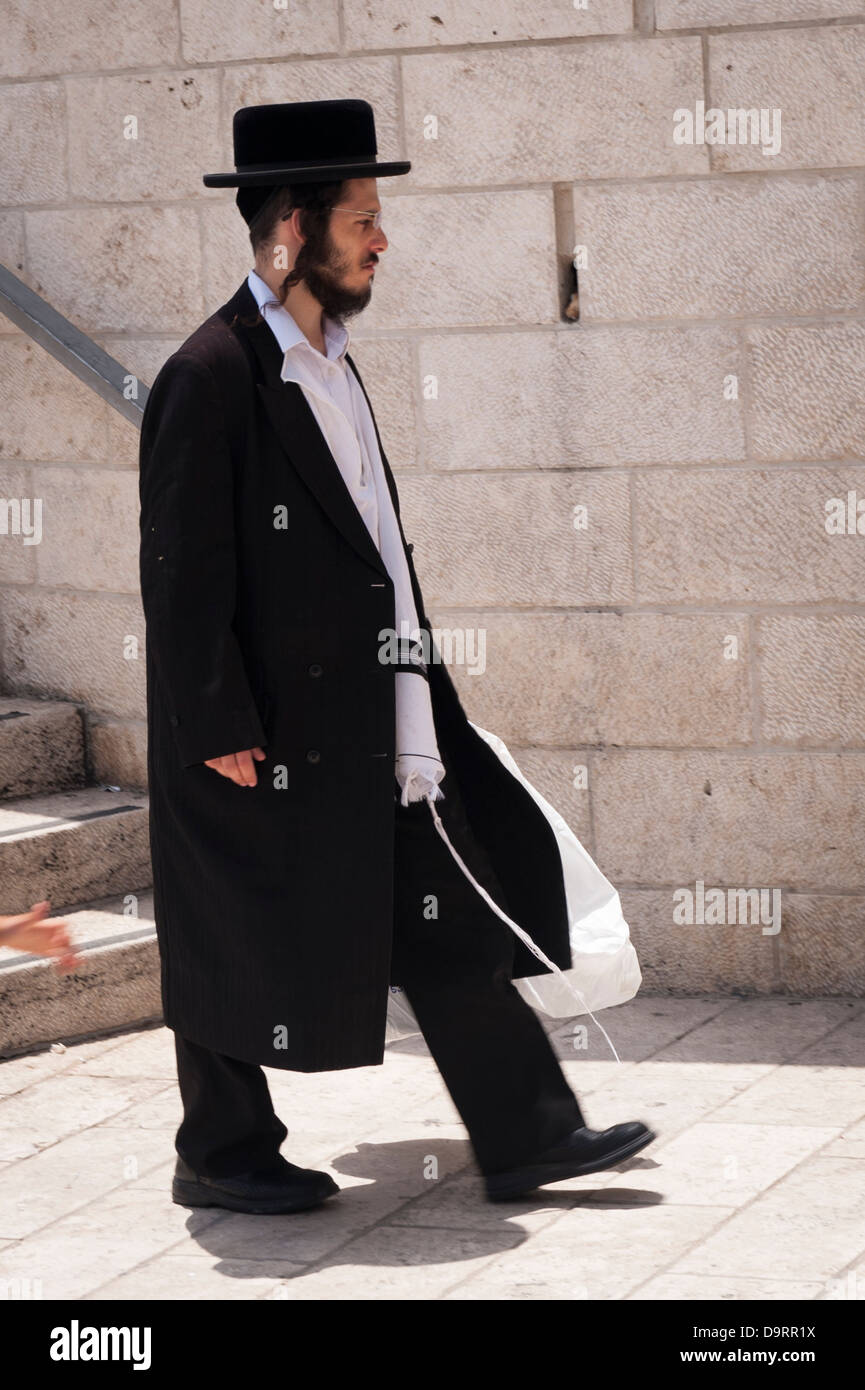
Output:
[301,178,387,322]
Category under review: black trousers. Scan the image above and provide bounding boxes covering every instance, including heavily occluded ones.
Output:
[174,766,585,1178]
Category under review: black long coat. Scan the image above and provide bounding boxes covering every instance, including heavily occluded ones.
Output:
[138,276,571,1072]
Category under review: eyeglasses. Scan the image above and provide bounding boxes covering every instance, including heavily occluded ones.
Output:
[328,206,383,229]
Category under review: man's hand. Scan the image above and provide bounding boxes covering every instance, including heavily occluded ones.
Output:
[204,746,267,787]
[0,901,82,973]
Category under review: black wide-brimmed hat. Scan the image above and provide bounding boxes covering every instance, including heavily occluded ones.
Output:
[203,99,410,187]
[203,99,410,223]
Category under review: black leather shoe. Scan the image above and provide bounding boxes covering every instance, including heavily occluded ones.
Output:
[172,1155,339,1214]
[484,1121,656,1201]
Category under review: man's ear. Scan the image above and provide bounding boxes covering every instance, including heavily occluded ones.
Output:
[284,206,306,244]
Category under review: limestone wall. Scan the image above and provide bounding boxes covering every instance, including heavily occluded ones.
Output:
[1,1,864,991]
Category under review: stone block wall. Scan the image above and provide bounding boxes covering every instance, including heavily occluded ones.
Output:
[1,1,864,991]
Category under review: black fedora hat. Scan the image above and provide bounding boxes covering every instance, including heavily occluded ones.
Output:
[202,99,410,189]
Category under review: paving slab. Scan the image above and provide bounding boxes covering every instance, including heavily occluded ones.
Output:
[0,997,863,1300]
[822,1114,865,1159]
[650,999,863,1065]
[0,1034,133,1095]
[0,1073,170,1160]
[601,1121,839,1206]
[0,1186,223,1300]
[265,1225,534,1301]
[707,1066,865,1126]
[549,995,733,1063]
[0,1124,173,1239]
[66,1024,176,1080]
[631,1273,828,1300]
[87,1255,307,1301]
[671,1156,865,1283]
[440,1203,736,1301]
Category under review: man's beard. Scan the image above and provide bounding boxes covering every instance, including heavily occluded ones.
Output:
[300,229,374,323]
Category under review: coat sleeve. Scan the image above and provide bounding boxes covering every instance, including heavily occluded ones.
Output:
[138,351,266,768]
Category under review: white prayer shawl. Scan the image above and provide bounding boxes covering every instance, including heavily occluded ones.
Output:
[246,271,641,1060]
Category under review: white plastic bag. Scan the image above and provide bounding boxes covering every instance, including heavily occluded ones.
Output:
[385,722,642,1058]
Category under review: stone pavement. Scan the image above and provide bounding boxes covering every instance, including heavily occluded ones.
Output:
[0,995,863,1302]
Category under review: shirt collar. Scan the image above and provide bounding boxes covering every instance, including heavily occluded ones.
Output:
[246,268,350,364]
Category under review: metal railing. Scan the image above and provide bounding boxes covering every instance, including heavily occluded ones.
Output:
[0,263,148,426]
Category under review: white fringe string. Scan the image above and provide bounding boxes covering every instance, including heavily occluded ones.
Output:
[423,792,622,1064]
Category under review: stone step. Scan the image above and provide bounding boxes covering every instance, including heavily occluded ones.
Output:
[0,785,151,916]
[0,696,87,801]
[0,887,160,1056]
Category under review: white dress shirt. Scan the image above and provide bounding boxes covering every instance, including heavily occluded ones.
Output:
[246,269,380,547]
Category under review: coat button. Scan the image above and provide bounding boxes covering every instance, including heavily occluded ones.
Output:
[407,542,414,554]
[169,715,179,727]
[308,663,323,677]
[306,749,321,763]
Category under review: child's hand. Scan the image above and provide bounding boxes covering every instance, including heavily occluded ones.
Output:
[0,901,82,973]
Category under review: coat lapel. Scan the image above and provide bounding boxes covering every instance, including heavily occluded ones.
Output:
[219,278,390,582]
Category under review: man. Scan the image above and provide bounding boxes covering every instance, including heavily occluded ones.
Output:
[138,99,654,1213]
